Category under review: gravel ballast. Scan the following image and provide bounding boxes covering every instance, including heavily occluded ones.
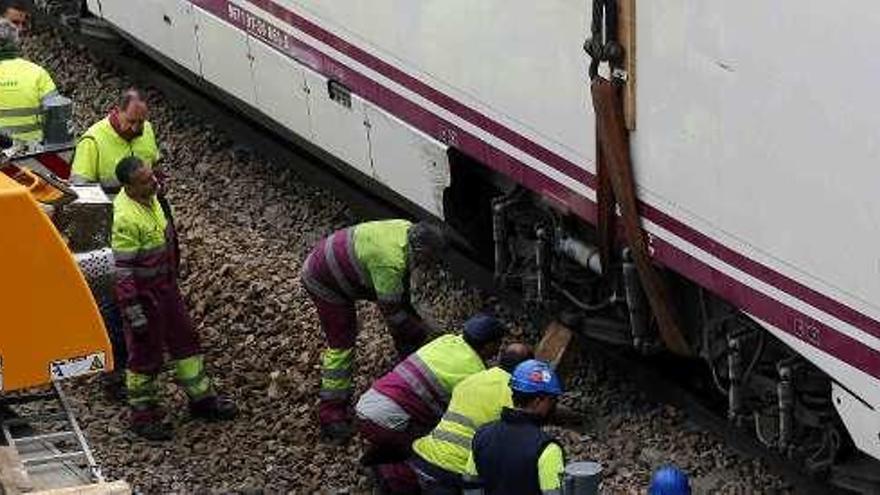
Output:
[23,27,793,494]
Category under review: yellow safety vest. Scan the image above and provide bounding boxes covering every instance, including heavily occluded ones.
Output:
[412,367,512,474]
[70,117,160,191]
[0,58,57,142]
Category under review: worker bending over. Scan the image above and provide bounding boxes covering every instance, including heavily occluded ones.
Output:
[410,344,534,494]
[71,88,160,193]
[112,156,236,440]
[357,314,507,494]
[0,18,56,143]
[467,360,565,495]
[301,219,447,442]
[2,0,31,33]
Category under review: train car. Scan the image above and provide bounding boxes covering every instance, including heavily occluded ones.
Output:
[64,0,880,488]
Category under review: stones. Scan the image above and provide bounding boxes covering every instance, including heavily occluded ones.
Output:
[22,25,790,495]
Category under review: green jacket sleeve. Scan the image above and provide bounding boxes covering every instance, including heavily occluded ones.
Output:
[537,442,565,494]
[70,138,99,183]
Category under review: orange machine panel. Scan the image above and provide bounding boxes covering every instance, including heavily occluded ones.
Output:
[0,173,113,392]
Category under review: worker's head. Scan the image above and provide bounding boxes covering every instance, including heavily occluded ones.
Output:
[498,343,533,373]
[510,359,563,419]
[1,0,31,33]
[116,156,157,201]
[407,221,448,267]
[648,465,691,495]
[116,88,149,139]
[462,313,506,362]
[0,17,20,55]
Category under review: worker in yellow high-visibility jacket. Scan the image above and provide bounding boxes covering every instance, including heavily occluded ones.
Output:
[71,88,161,193]
[0,18,57,143]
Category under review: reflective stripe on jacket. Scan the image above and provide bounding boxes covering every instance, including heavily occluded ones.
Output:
[412,367,513,475]
[111,189,176,328]
[371,334,485,426]
[70,117,160,191]
[0,58,56,142]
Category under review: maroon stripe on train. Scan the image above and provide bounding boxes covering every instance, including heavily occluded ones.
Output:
[187,0,880,355]
[654,237,880,380]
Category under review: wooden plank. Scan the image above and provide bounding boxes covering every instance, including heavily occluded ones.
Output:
[619,0,637,130]
[535,321,574,369]
[0,447,33,495]
[32,480,131,495]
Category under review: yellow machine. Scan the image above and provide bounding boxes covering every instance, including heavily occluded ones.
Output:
[0,172,113,392]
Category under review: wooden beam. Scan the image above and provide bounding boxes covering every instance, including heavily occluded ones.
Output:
[535,321,575,369]
[0,447,32,495]
[619,0,637,130]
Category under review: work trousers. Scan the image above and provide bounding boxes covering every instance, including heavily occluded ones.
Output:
[124,285,201,374]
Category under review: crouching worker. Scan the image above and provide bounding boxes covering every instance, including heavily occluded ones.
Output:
[356,314,507,494]
[409,344,534,494]
[467,360,565,495]
[112,156,237,440]
[301,219,448,442]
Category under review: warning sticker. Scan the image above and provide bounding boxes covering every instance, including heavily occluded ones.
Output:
[49,352,106,380]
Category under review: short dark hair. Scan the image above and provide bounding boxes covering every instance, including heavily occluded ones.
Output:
[512,390,547,408]
[498,345,533,373]
[408,222,449,257]
[2,0,33,13]
[116,156,144,186]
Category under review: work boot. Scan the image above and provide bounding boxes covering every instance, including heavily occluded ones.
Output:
[189,395,238,422]
[102,371,127,403]
[131,420,174,441]
[320,421,355,445]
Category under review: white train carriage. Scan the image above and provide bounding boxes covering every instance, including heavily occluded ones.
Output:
[79,0,880,481]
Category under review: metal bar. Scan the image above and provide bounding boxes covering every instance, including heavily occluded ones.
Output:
[3,413,68,426]
[12,431,76,444]
[22,450,86,466]
[52,380,104,482]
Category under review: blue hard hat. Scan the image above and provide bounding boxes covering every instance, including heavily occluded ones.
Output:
[648,465,691,495]
[510,359,563,396]
[463,313,505,346]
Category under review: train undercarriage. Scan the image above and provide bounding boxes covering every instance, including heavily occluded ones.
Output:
[443,156,878,493]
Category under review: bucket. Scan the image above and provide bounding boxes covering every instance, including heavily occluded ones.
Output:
[561,461,603,495]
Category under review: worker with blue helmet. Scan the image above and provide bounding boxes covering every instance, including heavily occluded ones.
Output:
[466,359,566,495]
[648,465,691,495]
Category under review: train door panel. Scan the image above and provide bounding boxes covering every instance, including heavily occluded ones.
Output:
[193,7,256,107]
[303,70,373,178]
[366,105,449,218]
[91,0,133,34]
[133,0,201,74]
[250,41,312,141]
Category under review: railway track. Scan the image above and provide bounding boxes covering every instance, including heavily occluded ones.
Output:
[23,15,852,493]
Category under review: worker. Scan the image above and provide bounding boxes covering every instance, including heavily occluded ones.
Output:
[2,0,31,33]
[112,156,236,440]
[70,87,160,193]
[0,17,57,143]
[71,88,164,398]
[301,219,448,442]
[648,465,691,495]
[356,314,508,494]
[409,344,535,494]
[466,359,565,495]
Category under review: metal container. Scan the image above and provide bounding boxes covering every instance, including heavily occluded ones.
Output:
[561,461,603,495]
[52,184,112,253]
[41,94,74,146]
